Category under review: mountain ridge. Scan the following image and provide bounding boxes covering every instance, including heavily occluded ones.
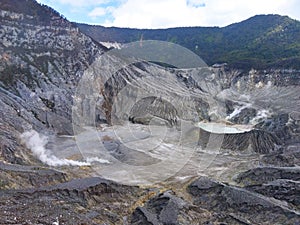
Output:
[76,14,300,70]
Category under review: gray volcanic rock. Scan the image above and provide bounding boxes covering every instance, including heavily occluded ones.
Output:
[231,107,257,124]
[34,177,140,207]
[130,190,224,225]
[198,128,282,154]
[0,161,67,189]
[0,94,30,164]
[256,113,300,144]
[261,145,300,166]
[235,167,300,185]
[0,177,141,224]
[129,96,179,127]
[235,167,300,210]
[103,139,160,166]
[0,0,106,136]
[188,176,300,224]
[131,191,186,225]
[0,0,105,165]
[100,62,213,126]
[246,179,300,211]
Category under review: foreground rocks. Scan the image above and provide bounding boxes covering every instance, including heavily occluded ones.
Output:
[0,169,299,224]
[235,167,300,211]
[0,161,67,189]
[0,177,142,225]
[188,176,300,225]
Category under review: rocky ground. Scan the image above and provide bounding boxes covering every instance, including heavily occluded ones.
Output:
[0,161,299,224]
[0,1,299,224]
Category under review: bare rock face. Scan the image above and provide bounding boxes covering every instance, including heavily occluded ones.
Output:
[261,145,300,166]
[0,91,44,165]
[198,128,282,154]
[0,177,141,224]
[131,191,186,225]
[223,129,282,153]
[0,0,105,136]
[256,113,300,144]
[246,179,300,211]
[129,96,180,128]
[130,190,225,225]
[0,0,106,165]
[129,174,300,225]
[235,167,300,211]
[235,167,300,185]
[0,161,67,189]
[101,62,212,126]
[188,176,300,225]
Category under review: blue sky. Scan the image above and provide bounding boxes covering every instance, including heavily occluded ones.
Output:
[37,0,300,28]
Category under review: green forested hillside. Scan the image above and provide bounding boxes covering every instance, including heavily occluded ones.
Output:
[76,15,300,69]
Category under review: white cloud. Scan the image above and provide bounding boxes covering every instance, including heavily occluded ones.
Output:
[104,0,204,28]
[88,7,107,17]
[102,0,300,28]
[38,0,300,28]
[203,0,300,26]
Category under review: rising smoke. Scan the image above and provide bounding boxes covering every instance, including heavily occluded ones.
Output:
[21,130,109,166]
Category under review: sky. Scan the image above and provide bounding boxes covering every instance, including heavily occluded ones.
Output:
[36,0,300,29]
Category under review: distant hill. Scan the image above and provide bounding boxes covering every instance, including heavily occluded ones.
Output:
[76,15,300,70]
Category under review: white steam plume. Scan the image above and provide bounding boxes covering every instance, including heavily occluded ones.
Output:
[21,130,109,167]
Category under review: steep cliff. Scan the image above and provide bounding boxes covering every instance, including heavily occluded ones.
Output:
[0,0,106,164]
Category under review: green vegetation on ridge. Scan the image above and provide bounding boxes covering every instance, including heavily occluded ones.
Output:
[76,15,300,70]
